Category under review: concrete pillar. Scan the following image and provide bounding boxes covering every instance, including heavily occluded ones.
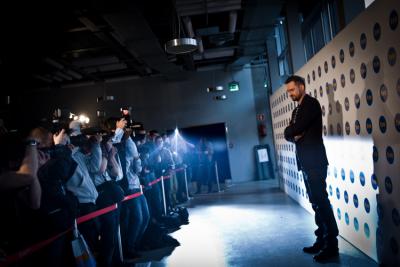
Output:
[266,38,281,93]
[286,0,306,73]
[336,0,365,30]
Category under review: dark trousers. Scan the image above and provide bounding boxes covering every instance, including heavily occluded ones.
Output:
[78,203,99,251]
[96,191,122,267]
[120,193,150,253]
[302,167,339,247]
[145,181,164,220]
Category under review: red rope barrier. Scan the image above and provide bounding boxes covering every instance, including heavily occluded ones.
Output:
[1,167,187,266]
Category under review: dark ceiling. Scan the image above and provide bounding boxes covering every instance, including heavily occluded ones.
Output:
[0,0,295,91]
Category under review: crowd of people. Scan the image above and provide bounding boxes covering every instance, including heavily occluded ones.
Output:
[0,114,219,267]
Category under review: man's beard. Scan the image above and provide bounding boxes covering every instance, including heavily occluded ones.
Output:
[291,95,300,101]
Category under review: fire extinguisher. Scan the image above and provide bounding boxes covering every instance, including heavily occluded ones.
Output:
[258,123,267,137]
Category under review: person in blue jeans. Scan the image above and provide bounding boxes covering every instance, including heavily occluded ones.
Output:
[109,119,150,260]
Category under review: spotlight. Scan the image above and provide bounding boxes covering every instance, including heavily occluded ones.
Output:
[78,114,90,124]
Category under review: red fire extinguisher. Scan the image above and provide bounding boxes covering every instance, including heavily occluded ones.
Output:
[258,123,267,137]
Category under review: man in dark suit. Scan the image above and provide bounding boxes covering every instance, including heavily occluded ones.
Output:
[284,75,339,262]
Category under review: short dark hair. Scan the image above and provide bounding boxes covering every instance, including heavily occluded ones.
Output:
[285,75,306,88]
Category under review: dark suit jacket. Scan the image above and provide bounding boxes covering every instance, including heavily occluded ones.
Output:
[284,94,328,171]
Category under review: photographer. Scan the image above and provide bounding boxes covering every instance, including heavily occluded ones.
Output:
[67,132,100,252]
[89,133,124,267]
[30,127,78,267]
[0,130,42,252]
[104,117,150,260]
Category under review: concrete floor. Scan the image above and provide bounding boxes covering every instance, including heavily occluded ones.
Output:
[136,180,378,267]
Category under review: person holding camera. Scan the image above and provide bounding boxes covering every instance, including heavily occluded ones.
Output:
[105,117,150,260]
[87,133,124,267]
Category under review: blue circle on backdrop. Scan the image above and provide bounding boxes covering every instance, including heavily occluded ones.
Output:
[345,121,351,135]
[366,118,373,134]
[373,56,381,73]
[329,185,333,196]
[341,168,346,180]
[371,174,379,190]
[336,188,340,200]
[373,22,381,41]
[336,101,342,113]
[354,94,360,109]
[354,194,359,208]
[350,69,355,83]
[366,89,373,105]
[364,198,370,213]
[355,120,361,135]
[360,33,367,50]
[337,208,341,220]
[391,238,399,255]
[373,146,379,162]
[322,105,325,116]
[393,208,400,227]
[314,89,317,98]
[364,223,370,238]
[333,78,337,91]
[378,203,384,219]
[312,70,315,81]
[318,66,321,77]
[341,74,346,88]
[390,10,399,30]
[320,86,323,97]
[350,170,355,183]
[337,123,342,135]
[354,217,359,231]
[344,190,349,203]
[379,116,387,133]
[349,42,355,57]
[331,55,336,69]
[340,49,345,63]
[360,63,367,79]
[385,176,393,194]
[360,172,366,186]
[386,146,394,164]
[324,61,328,73]
[326,83,330,95]
[344,97,350,111]
[388,47,397,66]
[395,113,400,132]
[334,167,338,178]
[380,84,388,102]
[307,74,310,84]
[345,213,350,225]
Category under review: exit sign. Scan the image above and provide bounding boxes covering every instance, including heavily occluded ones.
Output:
[228,81,239,92]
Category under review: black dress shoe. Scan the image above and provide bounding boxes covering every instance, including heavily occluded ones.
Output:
[303,242,323,254]
[313,247,339,262]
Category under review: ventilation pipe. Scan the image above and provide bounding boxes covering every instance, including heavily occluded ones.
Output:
[229,11,237,33]
[183,16,204,54]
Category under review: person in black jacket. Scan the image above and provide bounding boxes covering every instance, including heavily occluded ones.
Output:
[284,75,339,262]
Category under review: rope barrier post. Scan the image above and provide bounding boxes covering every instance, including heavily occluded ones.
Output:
[116,203,124,263]
[160,175,167,216]
[214,161,221,192]
[183,166,191,201]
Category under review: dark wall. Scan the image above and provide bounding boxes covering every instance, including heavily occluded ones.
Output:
[23,68,260,182]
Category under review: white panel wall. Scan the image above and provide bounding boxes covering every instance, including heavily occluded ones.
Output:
[271,0,399,264]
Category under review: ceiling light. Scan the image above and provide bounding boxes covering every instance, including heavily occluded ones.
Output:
[215,95,227,100]
[165,38,198,54]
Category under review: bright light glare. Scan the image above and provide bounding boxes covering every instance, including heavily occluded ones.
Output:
[78,114,90,124]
